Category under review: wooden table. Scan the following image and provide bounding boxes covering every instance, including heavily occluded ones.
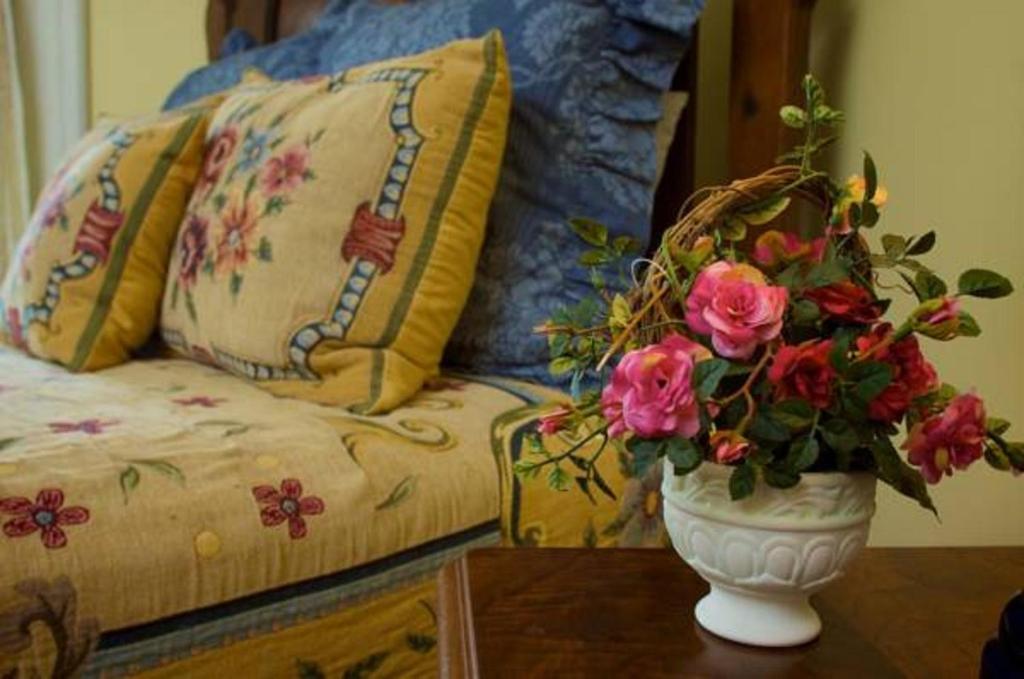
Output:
[437,547,1024,678]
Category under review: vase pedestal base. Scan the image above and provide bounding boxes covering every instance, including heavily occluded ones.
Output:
[694,585,821,648]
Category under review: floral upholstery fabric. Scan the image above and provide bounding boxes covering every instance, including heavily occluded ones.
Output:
[0,105,212,371]
[163,0,705,385]
[161,34,511,413]
[0,347,659,676]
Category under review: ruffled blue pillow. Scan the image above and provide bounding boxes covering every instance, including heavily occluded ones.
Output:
[165,0,704,385]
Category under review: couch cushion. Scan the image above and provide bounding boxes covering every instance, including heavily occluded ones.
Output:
[160,34,511,413]
[163,0,704,385]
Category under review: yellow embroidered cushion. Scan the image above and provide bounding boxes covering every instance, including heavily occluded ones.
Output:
[0,106,212,370]
[160,33,511,413]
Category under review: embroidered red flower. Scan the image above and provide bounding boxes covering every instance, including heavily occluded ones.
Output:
[173,396,225,408]
[4,307,25,349]
[341,202,405,274]
[252,479,324,540]
[48,419,118,435]
[198,126,239,197]
[178,214,209,289]
[260,145,309,196]
[73,199,125,263]
[0,489,90,549]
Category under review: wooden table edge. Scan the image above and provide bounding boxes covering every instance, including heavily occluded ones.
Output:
[438,556,480,679]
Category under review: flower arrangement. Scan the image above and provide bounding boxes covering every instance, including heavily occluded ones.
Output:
[518,76,1021,512]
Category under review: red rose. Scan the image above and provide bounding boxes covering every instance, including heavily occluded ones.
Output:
[867,384,911,422]
[855,324,938,422]
[804,281,883,324]
[903,392,986,484]
[767,340,836,409]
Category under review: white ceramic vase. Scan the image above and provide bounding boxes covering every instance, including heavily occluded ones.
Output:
[661,459,877,647]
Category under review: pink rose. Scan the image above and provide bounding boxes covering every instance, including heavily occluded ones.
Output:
[601,334,704,439]
[685,261,788,359]
[767,340,836,409]
[752,230,826,269]
[537,406,572,436]
[710,430,752,464]
[903,392,986,484]
[910,297,962,340]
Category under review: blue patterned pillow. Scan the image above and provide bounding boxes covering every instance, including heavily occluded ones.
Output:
[165,0,703,385]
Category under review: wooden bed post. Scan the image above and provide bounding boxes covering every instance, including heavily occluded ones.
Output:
[728,0,816,178]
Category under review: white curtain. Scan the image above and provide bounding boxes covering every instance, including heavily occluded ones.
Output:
[0,0,30,278]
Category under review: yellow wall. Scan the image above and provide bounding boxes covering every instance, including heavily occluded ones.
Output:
[809,0,1024,545]
[87,0,207,122]
[86,1,1023,544]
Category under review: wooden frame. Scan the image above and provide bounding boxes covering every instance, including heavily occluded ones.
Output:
[205,0,814,242]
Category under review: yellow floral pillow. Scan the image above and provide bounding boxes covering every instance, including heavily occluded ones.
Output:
[160,33,510,413]
[0,105,214,370]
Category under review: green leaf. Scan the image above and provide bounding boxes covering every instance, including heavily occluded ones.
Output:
[860,201,880,228]
[779,105,807,129]
[665,438,702,473]
[627,437,663,478]
[763,465,801,489]
[957,311,982,337]
[748,411,790,444]
[984,445,1011,471]
[820,418,861,455]
[786,437,820,472]
[547,465,571,492]
[863,151,878,201]
[719,217,748,241]
[957,269,1014,299]
[1005,442,1024,469]
[120,465,140,503]
[549,356,576,376]
[547,333,570,358]
[131,459,186,485]
[791,299,821,324]
[574,476,596,504]
[804,260,848,287]
[568,217,608,247]
[914,271,948,300]
[729,462,756,501]
[881,234,907,258]
[0,437,19,452]
[609,294,631,330]
[772,399,816,430]
[579,249,612,267]
[257,236,273,262]
[987,417,1012,436]
[906,231,936,256]
[871,438,936,515]
[694,358,730,400]
[343,651,390,679]
[375,475,416,510]
[813,105,844,125]
[591,467,617,501]
[406,633,437,654]
[612,235,641,255]
[738,196,791,226]
[850,361,893,402]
